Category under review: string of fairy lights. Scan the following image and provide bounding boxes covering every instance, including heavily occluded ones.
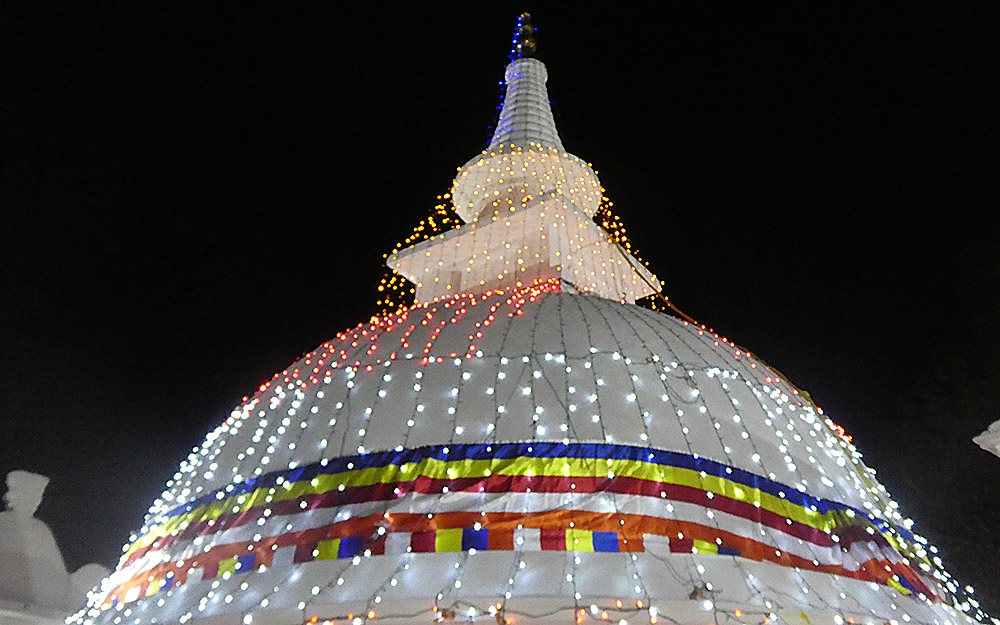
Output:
[82,282,988,620]
[76,283,989,625]
[77,168,987,625]
[370,165,973,619]
[80,170,989,625]
[375,190,659,317]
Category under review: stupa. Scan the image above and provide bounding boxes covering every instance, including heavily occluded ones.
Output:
[72,16,991,625]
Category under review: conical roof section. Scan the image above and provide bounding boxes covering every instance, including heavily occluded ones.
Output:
[488,58,564,152]
[72,17,990,625]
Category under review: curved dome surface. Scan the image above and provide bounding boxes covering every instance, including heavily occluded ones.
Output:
[78,283,974,625]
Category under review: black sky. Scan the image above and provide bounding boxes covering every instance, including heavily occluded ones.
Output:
[4,3,999,615]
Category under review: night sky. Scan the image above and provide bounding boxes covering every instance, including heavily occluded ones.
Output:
[5,4,999,615]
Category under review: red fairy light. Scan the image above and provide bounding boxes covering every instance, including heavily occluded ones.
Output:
[830,422,853,443]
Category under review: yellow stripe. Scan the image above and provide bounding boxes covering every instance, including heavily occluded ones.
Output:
[566,528,593,552]
[435,528,463,552]
[315,538,341,560]
[887,576,912,595]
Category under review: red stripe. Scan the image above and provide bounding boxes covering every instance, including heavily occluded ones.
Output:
[670,537,694,553]
[369,534,386,555]
[411,531,435,553]
[540,528,566,550]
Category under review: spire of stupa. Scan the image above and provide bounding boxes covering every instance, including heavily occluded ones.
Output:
[487,57,564,152]
[487,14,563,152]
[388,16,661,304]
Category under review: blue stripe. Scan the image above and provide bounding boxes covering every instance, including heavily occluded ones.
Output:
[592,531,619,552]
[338,535,362,558]
[462,528,489,551]
[237,553,255,571]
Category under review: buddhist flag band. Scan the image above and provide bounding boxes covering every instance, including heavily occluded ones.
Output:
[101,442,943,609]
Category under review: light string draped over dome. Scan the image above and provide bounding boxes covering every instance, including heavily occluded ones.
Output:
[75,282,989,625]
[71,15,991,625]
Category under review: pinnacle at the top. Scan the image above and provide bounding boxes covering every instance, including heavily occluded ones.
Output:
[511,12,538,59]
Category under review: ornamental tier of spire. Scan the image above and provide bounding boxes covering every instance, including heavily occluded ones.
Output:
[388,57,661,304]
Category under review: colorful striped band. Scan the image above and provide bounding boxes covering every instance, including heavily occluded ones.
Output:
[102,443,939,609]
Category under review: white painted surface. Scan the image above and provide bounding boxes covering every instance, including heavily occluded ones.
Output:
[0,471,110,624]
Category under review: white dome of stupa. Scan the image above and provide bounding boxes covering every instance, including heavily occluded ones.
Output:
[72,16,989,625]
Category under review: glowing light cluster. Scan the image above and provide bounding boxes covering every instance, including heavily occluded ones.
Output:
[376,192,660,317]
[376,195,461,313]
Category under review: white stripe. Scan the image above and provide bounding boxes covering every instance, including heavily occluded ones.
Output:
[384,532,411,554]
[514,527,541,550]
[271,544,296,568]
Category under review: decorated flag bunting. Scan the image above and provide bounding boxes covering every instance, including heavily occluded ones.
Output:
[100,442,942,608]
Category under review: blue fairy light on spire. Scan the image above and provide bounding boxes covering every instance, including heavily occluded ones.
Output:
[508,13,537,62]
[488,13,539,141]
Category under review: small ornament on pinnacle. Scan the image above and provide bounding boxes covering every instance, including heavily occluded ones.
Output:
[513,12,537,59]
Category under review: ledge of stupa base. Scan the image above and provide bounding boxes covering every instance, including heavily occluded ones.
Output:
[91,551,965,625]
[409,268,563,307]
[451,143,601,224]
[172,601,967,625]
[185,607,302,625]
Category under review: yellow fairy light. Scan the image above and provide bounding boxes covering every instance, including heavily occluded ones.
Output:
[376,189,667,317]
